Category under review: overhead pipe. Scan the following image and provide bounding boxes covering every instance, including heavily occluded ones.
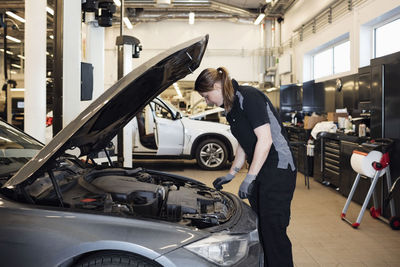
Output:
[128,11,254,23]
[124,0,257,18]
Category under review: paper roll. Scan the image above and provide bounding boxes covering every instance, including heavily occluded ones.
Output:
[350,150,386,178]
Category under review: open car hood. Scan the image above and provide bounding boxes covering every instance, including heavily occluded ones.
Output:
[4,35,208,188]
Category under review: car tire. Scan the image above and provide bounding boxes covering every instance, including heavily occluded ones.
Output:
[195,138,228,170]
[74,251,160,267]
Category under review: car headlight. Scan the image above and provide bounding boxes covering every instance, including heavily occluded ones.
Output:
[184,231,258,266]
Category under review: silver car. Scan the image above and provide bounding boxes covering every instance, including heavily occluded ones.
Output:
[0,35,261,267]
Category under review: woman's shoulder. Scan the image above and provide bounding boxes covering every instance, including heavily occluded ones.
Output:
[238,85,265,98]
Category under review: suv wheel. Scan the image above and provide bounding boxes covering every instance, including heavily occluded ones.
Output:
[195,138,228,170]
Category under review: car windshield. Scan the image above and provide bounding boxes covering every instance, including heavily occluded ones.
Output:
[0,120,43,177]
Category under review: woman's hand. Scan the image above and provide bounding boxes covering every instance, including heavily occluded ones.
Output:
[213,173,235,190]
[238,174,256,199]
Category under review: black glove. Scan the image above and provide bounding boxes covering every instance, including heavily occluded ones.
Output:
[213,173,235,190]
[238,174,256,199]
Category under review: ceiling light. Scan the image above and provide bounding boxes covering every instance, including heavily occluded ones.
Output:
[10,70,17,75]
[0,49,13,55]
[113,0,121,7]
[254,13,265,25]
[189,12,195,25]
[11,64,21,69]
[173,83,182,98]
[123,17,133,29]
[266,0,272,3]
[6,11,25,23]
[18,55,25,60]
[11,88,25,92]
[156,0,171,7]
[49,35,54,39]
[46,6,54,16]
[6,35,21,43]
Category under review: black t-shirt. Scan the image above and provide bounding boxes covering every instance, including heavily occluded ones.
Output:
[226,80,295,170]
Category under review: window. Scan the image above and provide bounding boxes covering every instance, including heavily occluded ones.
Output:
[312,40,350,79]
[313,49,333,79]
[375,18,400,58]
[153,102,172,120]
[334,41,350,74]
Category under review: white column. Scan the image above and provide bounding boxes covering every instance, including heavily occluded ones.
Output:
[25,0,46,142]
[81,12,105,111]
[259,22,266,87]
[63,0,81,126]
[122,44,133,168]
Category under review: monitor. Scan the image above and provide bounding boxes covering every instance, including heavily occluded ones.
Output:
[302,80,325,112]
[280,84,302,112]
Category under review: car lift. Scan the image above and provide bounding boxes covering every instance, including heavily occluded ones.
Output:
[341,139,400,230]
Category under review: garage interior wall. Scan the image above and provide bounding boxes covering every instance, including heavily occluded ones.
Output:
[280,0,400,83]
[104,20,263,89]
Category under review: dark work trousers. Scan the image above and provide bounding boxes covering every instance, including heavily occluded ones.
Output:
[248,164,296,267]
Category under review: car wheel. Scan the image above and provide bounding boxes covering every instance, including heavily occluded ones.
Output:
[74,251,160,267]
[196,138,228,170]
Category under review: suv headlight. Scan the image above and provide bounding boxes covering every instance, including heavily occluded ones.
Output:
[184,230,258,266]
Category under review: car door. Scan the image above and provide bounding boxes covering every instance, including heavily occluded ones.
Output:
[151,99,184,155]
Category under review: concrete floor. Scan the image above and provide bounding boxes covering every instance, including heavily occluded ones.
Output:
[134,159,400,267]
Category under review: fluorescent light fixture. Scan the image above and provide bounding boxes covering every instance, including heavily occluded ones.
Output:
[49,35,54,39]
[156,0,171,6]
[254,13,265,25]
[123,17,133,29]
[0,49,12,55]
[113,0,121,7]
[47,6,54,16]
[6,11,25,23]
[18,55,25,59]
[11,64,21,69]
[173,83,182,98]
[11,88,25,92]
[189,12,195,25]
[6,35,21,43]
[10,70,17,75]
[266,0,272,3]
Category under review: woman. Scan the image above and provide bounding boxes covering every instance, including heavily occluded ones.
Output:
[194,67,297,267]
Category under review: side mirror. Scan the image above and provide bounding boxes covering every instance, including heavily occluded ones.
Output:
[175,112,182,120]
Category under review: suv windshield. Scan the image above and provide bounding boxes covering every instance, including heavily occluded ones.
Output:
[0,120,43,177]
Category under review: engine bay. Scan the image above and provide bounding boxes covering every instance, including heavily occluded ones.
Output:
[5,163,235,229]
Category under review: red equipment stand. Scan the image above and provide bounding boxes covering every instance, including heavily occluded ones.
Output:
[341,139,400,230]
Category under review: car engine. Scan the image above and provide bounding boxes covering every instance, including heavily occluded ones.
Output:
[24,167,235,229]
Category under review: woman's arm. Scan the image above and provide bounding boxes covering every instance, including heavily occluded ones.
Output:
[248,123,273,176]
[228,143,246,175]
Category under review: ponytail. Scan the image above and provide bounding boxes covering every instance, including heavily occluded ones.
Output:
[216,67,234,112]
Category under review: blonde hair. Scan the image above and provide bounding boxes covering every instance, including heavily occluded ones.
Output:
[194,67,235,112]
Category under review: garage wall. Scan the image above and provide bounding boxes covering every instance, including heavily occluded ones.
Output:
[281,0,400,83]
[104,20,263,89]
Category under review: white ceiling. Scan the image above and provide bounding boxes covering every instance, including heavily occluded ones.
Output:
[0,0,296,74]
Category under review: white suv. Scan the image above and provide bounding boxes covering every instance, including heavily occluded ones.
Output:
[132,97,238,170]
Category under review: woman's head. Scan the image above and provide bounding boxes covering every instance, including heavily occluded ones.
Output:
[194,67,235,111]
